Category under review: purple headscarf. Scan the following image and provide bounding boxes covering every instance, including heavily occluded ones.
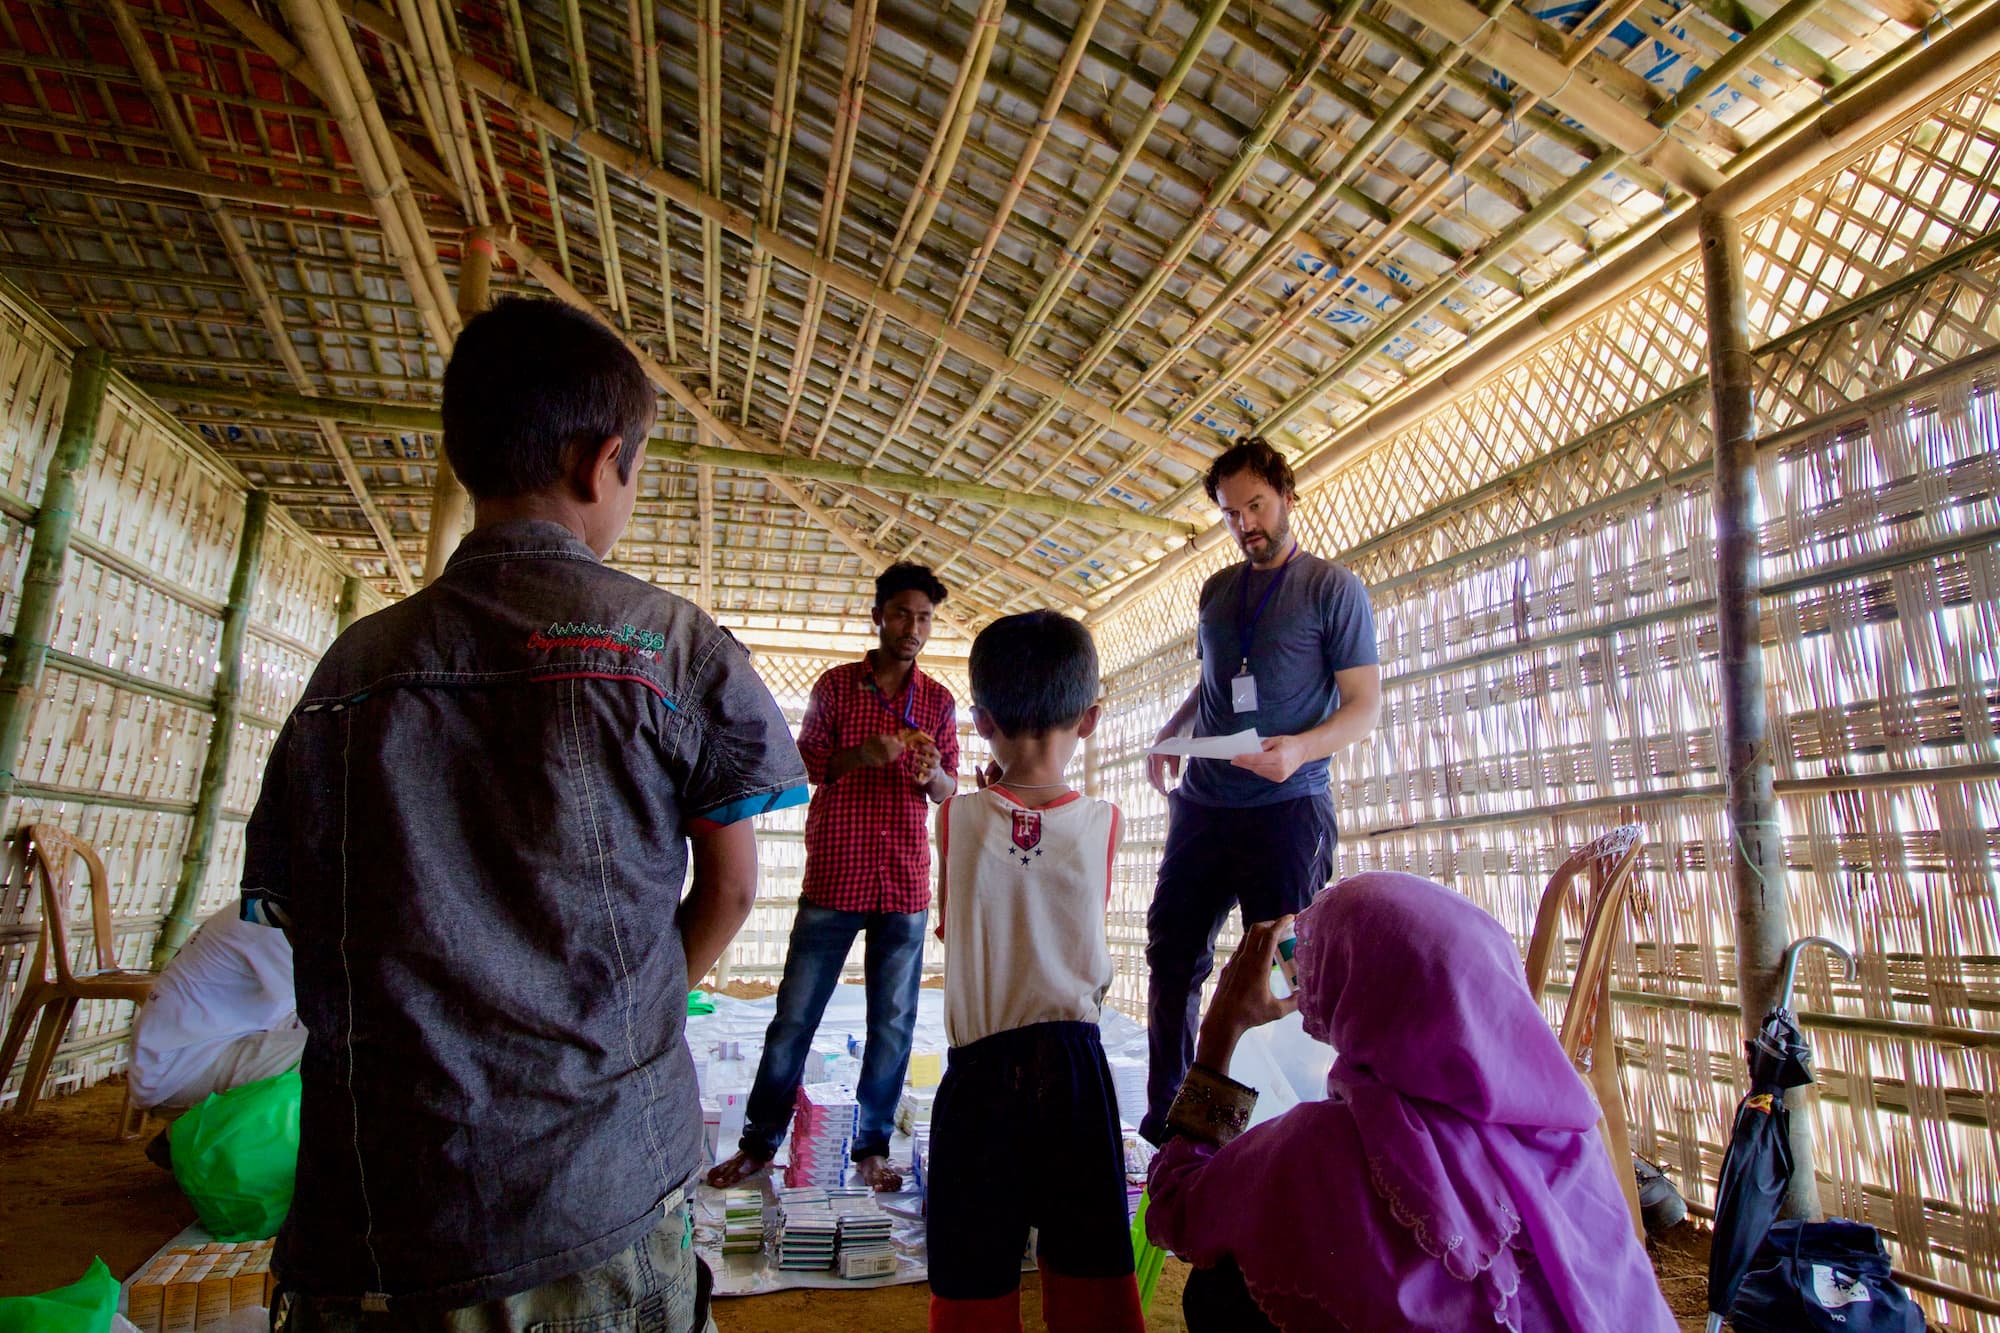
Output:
[1187,871,1674,1331]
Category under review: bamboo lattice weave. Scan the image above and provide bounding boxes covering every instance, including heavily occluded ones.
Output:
[0,293,358,1105]
[1091,83,2000,1328]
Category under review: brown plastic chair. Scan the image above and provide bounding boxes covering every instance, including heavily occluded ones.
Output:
[0,825,156,1115]
[1524,823,1647,1239]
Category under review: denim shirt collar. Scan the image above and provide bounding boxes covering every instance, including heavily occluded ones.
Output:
[444,518,602,571]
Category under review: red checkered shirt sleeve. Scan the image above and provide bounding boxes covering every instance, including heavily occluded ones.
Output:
[799,661,957,914]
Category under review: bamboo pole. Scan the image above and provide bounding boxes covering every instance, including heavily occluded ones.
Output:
[0,350,111,822]
[872,0,1107,459]
[805,0,1006,460]
[736,0,806,422]
[0,144,373,216]
[499,0,574,284]
[275,0,455,354]
[336,574,365,633]
[128,375,1192,536]
[352,4,1207,473]
[1387,0,1724,195]
[1008,0,1232,357]
[698,0,724,388]
[696,459,714,613]
[393,0,471,205]
[313,0,457,330]
[154,490,271,967]
[414,0,488,225]
[1701,206,1813,1221]
[1086,0,2000,624]
[493,231,1094,635]
[559,0,629,322]
[775,0,879,441]
[129,380,439,430]
[97,0,407,594]
[422,226,493,581]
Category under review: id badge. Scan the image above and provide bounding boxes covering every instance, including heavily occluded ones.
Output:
[1231,668,1259,713]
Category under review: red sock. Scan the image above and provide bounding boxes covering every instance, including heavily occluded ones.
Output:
[929,1290,1023,1333]
[1039,1267,1144,1333]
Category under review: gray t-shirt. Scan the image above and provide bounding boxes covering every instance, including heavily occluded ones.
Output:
[1177,551,1379,809]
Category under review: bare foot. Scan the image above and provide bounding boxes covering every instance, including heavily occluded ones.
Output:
[706,1150,771,1189]
[854,1154,904,1192]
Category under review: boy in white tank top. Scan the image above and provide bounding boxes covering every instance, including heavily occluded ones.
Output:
[926,612,1143,1333]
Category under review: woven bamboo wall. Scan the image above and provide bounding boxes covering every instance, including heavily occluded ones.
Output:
[0,286,373,1106]
[715,648,980,981]
[1095,77,2000,1326]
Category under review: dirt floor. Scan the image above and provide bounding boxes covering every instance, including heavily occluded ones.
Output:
[3,1078,1719,1331]
[0,1078,193,1297]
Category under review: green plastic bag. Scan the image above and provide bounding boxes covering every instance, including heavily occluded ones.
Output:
[1131,1187,1168,1314]
[0,1257,118,1333]
[686,989,716,1016]
[170,1067,301,1242]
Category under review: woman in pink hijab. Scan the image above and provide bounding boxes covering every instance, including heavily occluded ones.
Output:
[1146,871,1676,1332]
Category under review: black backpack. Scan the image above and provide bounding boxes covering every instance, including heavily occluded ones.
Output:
[1730,1219,1926,1332]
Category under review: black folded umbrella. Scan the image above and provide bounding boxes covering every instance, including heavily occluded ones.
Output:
[1705,1006,1817,1333]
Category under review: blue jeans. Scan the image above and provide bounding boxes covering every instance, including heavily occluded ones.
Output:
[739,904,927,1161]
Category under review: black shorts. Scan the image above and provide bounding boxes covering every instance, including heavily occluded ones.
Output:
[925,1021,1135,1299]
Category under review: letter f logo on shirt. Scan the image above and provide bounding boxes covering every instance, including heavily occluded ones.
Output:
[1011,809,1043,852]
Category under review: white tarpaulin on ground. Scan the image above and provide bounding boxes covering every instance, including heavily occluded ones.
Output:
[122,984,1334,1304]
[688,983,1331,1298]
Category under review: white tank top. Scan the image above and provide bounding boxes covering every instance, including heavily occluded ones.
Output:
[939,786,1120,1048]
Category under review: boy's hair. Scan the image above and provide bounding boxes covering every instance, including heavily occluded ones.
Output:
[442,297,657,499]
[970,611,1099,736]
[875,561,949,608]
[1203,435,1296,504]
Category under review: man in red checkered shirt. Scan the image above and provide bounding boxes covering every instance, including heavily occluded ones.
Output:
[708,562,959,1192]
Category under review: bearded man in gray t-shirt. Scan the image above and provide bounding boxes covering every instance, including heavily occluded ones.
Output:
[1139,436,1382,1144]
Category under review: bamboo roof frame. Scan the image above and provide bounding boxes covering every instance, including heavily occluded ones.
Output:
[0,0,1983,625]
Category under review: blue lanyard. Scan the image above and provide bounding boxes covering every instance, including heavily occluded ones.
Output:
[865,672,918,729]
[1236,542,1300,668]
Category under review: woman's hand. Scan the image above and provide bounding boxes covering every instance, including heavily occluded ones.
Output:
[1194,918,1297,1072]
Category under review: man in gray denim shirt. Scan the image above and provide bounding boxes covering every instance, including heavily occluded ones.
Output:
[242,297,807,1331]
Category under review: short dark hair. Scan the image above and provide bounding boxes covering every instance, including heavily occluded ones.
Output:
[442,297,657,499]
[1203,435,1296,504]
[970,611,1099,737]
[875,562,948,608]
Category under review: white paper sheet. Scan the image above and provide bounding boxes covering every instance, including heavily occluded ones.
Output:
[1148,728,1262,760]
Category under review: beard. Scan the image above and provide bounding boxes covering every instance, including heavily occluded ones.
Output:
[1240,515,1292,563]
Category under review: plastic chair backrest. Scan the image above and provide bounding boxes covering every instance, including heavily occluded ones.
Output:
[1524,823,1646,1069]
[21,824,120,983]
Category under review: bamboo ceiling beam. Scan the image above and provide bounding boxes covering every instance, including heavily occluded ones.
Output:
[914,5,1352,585]
[1083,0,2000,624]
[131,371,1193,538]
[695,0,723,388]
[870,0,1107,465]
[98,0,409,593]
[273,0,454,354]
[0,144,373,216]
[735,0,806,423]
[340,0,1211,477]
[204,0,465,205]
[695,455,714,613]
[1386,0,1725,196]
[497,229,1170,627]
[499,0,575,284]
[558,0,629,324]
[1008,0,1230,358]
[773,0,877,443]
[804,0,1005,461]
